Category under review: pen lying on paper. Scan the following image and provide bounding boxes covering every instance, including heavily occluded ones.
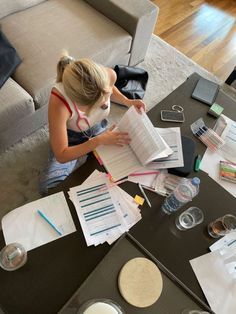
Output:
[37,210,62,236]
[138,183,152,208]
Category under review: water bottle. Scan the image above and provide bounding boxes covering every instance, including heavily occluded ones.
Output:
[161,177,200,215]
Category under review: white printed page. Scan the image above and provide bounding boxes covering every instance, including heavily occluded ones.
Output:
[147,127,184,169]
[117,106,171,165]
[216,115,236,163]
[69,177,127,246]
[96,142,143,181]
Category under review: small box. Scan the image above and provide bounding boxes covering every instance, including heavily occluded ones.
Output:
[208,103,224,118]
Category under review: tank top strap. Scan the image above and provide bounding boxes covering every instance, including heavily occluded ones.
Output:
[51,90,72,116]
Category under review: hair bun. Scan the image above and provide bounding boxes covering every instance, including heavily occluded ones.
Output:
[60,51,75,67]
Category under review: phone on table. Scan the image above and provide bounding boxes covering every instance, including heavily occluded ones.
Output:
[160,110,185,123]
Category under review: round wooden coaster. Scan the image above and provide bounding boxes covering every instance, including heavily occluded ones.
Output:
[118,257,163,308]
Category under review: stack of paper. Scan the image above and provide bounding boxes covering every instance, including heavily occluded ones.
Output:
[68,171,141,246]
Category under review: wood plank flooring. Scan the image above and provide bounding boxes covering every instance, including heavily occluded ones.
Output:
[152,0,236,81]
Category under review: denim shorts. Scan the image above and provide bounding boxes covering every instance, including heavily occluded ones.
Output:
[39,119,108,194]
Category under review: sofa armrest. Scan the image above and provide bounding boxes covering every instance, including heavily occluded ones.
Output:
[85,0,158,65]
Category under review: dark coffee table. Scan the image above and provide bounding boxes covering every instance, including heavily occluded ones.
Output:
[0,73,235,314]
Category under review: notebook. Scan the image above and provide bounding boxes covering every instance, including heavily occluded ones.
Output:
[95,106,173,181]
[191,77,219,106]
[168,136,195,177]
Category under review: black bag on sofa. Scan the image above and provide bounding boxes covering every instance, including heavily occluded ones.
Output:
[114,65,148,100]
[0,30,21,88]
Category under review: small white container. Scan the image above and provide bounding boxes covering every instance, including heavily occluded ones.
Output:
[0,243,27,271]
[78,299,125,314]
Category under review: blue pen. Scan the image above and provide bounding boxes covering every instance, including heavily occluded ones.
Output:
[37,210,62,236]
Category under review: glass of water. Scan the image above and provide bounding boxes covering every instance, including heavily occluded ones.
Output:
[175,207,204,230]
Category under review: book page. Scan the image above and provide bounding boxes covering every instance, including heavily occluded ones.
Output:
[147,127,184,169]
[95,107,172,181]
[118,106,171,165]
[96,141,143,181]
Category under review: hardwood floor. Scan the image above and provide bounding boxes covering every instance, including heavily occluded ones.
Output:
[152,0,236,81]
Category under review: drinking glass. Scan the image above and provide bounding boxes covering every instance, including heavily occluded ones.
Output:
[175,207,204,230]
[207,214,236,238]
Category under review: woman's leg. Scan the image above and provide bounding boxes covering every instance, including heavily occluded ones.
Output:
[39,121,107,194]
[39,149,87,194]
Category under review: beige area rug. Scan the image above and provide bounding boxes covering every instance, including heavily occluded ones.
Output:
[0,34,222,223]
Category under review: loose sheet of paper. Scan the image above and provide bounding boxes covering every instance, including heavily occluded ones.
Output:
[190,251,236,314]
[214,114,236,163]
[2,192,76,251]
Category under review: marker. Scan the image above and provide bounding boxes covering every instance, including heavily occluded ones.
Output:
[37,210,62,236]
[138,183,152,208]
[129,171,160,176]
[99,178,128,191]
[194,154,202,172]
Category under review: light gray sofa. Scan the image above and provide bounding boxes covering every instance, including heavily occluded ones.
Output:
[0,0,158,152]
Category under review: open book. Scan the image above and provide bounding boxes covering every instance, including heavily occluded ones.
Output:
[95,106,173,181]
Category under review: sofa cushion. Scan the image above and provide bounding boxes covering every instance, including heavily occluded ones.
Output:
[0,30,21,88]
[0,0,48,19]
[0,78,34,133]
[1,0,132,108]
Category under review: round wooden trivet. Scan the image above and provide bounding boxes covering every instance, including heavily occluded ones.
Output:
[118,257,163,308]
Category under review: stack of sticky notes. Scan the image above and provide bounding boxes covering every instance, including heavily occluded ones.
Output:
[208,102,224,118]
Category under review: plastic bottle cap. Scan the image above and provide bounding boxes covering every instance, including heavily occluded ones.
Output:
[191,177,200,186]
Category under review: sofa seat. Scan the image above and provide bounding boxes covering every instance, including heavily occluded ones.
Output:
[1,0,132,109]
[0,78,34,134]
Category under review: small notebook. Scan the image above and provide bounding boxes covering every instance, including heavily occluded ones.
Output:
[168,136,195,177]
[191,77,219,106]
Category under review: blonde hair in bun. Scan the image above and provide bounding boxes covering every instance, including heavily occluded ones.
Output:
[56,51,110,107]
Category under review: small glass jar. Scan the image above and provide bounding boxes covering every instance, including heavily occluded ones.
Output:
[0,243,27,271]
[77,299,125,314]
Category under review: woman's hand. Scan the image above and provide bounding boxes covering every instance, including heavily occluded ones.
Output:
[127,99,146,114]
[97,125,131,146]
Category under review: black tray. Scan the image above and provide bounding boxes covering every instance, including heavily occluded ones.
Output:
[58,233,214,314]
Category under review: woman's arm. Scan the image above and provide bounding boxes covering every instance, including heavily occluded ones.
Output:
[105,67,146,112]
[49,93,130,163]
[111,84,146,113]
